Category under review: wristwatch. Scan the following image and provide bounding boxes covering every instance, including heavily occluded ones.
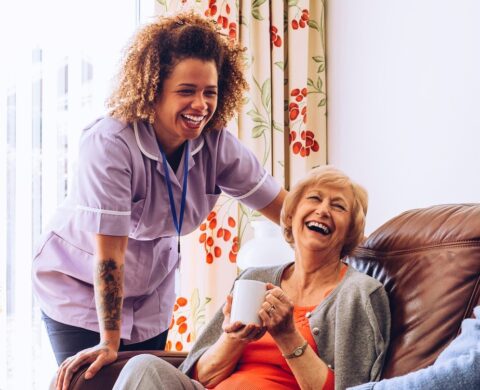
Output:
[282,340,309,359]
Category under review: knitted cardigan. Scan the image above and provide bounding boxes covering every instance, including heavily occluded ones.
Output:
[180,263,391,390]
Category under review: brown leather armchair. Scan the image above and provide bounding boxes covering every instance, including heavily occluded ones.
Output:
[70,203,480,389]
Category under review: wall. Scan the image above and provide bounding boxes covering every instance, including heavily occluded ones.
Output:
[326,0,480,233]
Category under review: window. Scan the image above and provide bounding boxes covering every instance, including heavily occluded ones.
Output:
[0,1,151,388]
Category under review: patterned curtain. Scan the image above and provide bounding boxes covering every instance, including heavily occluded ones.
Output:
[154,0,327,352]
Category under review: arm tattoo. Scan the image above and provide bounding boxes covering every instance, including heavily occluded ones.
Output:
[96,259,124,331]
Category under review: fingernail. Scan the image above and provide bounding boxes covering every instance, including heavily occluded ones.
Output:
[85,373,91,380]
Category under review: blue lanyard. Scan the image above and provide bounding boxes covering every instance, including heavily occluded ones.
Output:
[159,141,189,253]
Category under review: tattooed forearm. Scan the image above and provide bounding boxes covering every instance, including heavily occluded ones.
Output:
[95,258,124,331]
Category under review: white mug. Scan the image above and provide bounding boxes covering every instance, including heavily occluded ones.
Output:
[230,279,267,326]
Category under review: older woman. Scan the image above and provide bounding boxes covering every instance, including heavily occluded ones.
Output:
[114,166,391,390]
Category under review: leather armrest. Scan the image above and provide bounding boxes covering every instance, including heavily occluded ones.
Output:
[68,351,188,390]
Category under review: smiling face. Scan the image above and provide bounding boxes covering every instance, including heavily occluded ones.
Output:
[153,58,218,154]
[290,184,354,258]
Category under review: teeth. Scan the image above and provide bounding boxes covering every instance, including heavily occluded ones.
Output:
[182,114,204,122]
[306,221,331,235]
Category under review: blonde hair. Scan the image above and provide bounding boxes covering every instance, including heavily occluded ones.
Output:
[107,12,248,129]
[281,166,368,258]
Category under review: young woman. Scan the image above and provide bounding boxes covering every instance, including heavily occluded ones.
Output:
[33,12,286,390]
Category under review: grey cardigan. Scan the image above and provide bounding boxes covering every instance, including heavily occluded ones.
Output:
[180,263,391,390]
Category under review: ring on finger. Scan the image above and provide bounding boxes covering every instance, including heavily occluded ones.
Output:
[268,305,276,315]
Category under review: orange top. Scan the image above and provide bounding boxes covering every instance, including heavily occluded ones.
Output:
[211,265,348,390]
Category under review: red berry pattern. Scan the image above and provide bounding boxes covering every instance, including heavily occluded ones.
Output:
[288,88,308,123]
[166,296,191,352]
[291,9,309,30]
[199,211,238,264]
[290,130,320,157]
[289,87,320,157]
[205,0,237,41]
[270,25,282,48]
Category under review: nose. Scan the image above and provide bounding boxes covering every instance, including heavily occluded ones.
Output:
[315,201,331,217]
[191,93,208,111]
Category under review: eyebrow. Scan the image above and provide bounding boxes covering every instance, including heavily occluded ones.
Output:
[176,83,218,89]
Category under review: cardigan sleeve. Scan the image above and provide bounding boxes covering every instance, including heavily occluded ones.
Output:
[333,283,391,390]
[179,303,226,376]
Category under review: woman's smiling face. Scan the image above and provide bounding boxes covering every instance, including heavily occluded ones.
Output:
[153,58,218,152]
[291,184,354,257]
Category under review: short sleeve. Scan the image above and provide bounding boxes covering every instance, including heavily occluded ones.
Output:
[73,130,133,236]
[214,131,281,210]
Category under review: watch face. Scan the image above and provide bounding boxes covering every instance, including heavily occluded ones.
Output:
[285,341,308,359]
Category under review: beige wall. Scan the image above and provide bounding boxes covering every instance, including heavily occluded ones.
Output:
[327,0,480,233]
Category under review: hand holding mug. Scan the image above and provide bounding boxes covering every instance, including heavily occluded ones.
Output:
[259,283,296,338]
[223,279,268,343]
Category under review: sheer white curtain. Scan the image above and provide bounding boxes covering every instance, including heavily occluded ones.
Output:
[0,1,144,388]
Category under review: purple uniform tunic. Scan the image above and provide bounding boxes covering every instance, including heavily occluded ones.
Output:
[32,117,281,344]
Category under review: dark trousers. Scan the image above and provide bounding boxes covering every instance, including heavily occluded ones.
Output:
[42,312,169,365]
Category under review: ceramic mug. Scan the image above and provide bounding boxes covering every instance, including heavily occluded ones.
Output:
[230,279,267,326]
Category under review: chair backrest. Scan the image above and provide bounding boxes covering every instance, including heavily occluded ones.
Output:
[346,203,480,379]
[69,351,187,390]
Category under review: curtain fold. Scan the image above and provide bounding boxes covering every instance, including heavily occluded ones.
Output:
[156,0,327,352]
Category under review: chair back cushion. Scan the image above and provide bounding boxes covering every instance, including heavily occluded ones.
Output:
[346,204,480,378]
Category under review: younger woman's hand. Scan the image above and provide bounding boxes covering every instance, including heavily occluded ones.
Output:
[55,341,118,390]
[222,294,266,344]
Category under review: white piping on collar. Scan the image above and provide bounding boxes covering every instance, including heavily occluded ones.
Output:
[234,172,268,200]
[135,121,206,159]
[134,122,159,161]
[148,121,206,156]
[191,137,204,155]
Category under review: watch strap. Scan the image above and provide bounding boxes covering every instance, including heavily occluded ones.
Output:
[282,340,309,359]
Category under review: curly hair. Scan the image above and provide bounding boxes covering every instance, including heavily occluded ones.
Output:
[280,166,369,259]
[107,12,248,130]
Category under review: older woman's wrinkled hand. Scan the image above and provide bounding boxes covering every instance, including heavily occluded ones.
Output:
[222,294,267,344]
[259,283,296,339]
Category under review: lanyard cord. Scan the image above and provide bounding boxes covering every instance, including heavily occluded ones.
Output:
[159,141,189,253]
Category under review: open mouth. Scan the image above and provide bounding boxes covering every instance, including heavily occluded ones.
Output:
[181,113,206,128]
[306,221,331,235]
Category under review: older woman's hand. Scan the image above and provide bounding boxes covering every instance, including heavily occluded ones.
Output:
[259,283,296,339]
[222,294,267,344]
